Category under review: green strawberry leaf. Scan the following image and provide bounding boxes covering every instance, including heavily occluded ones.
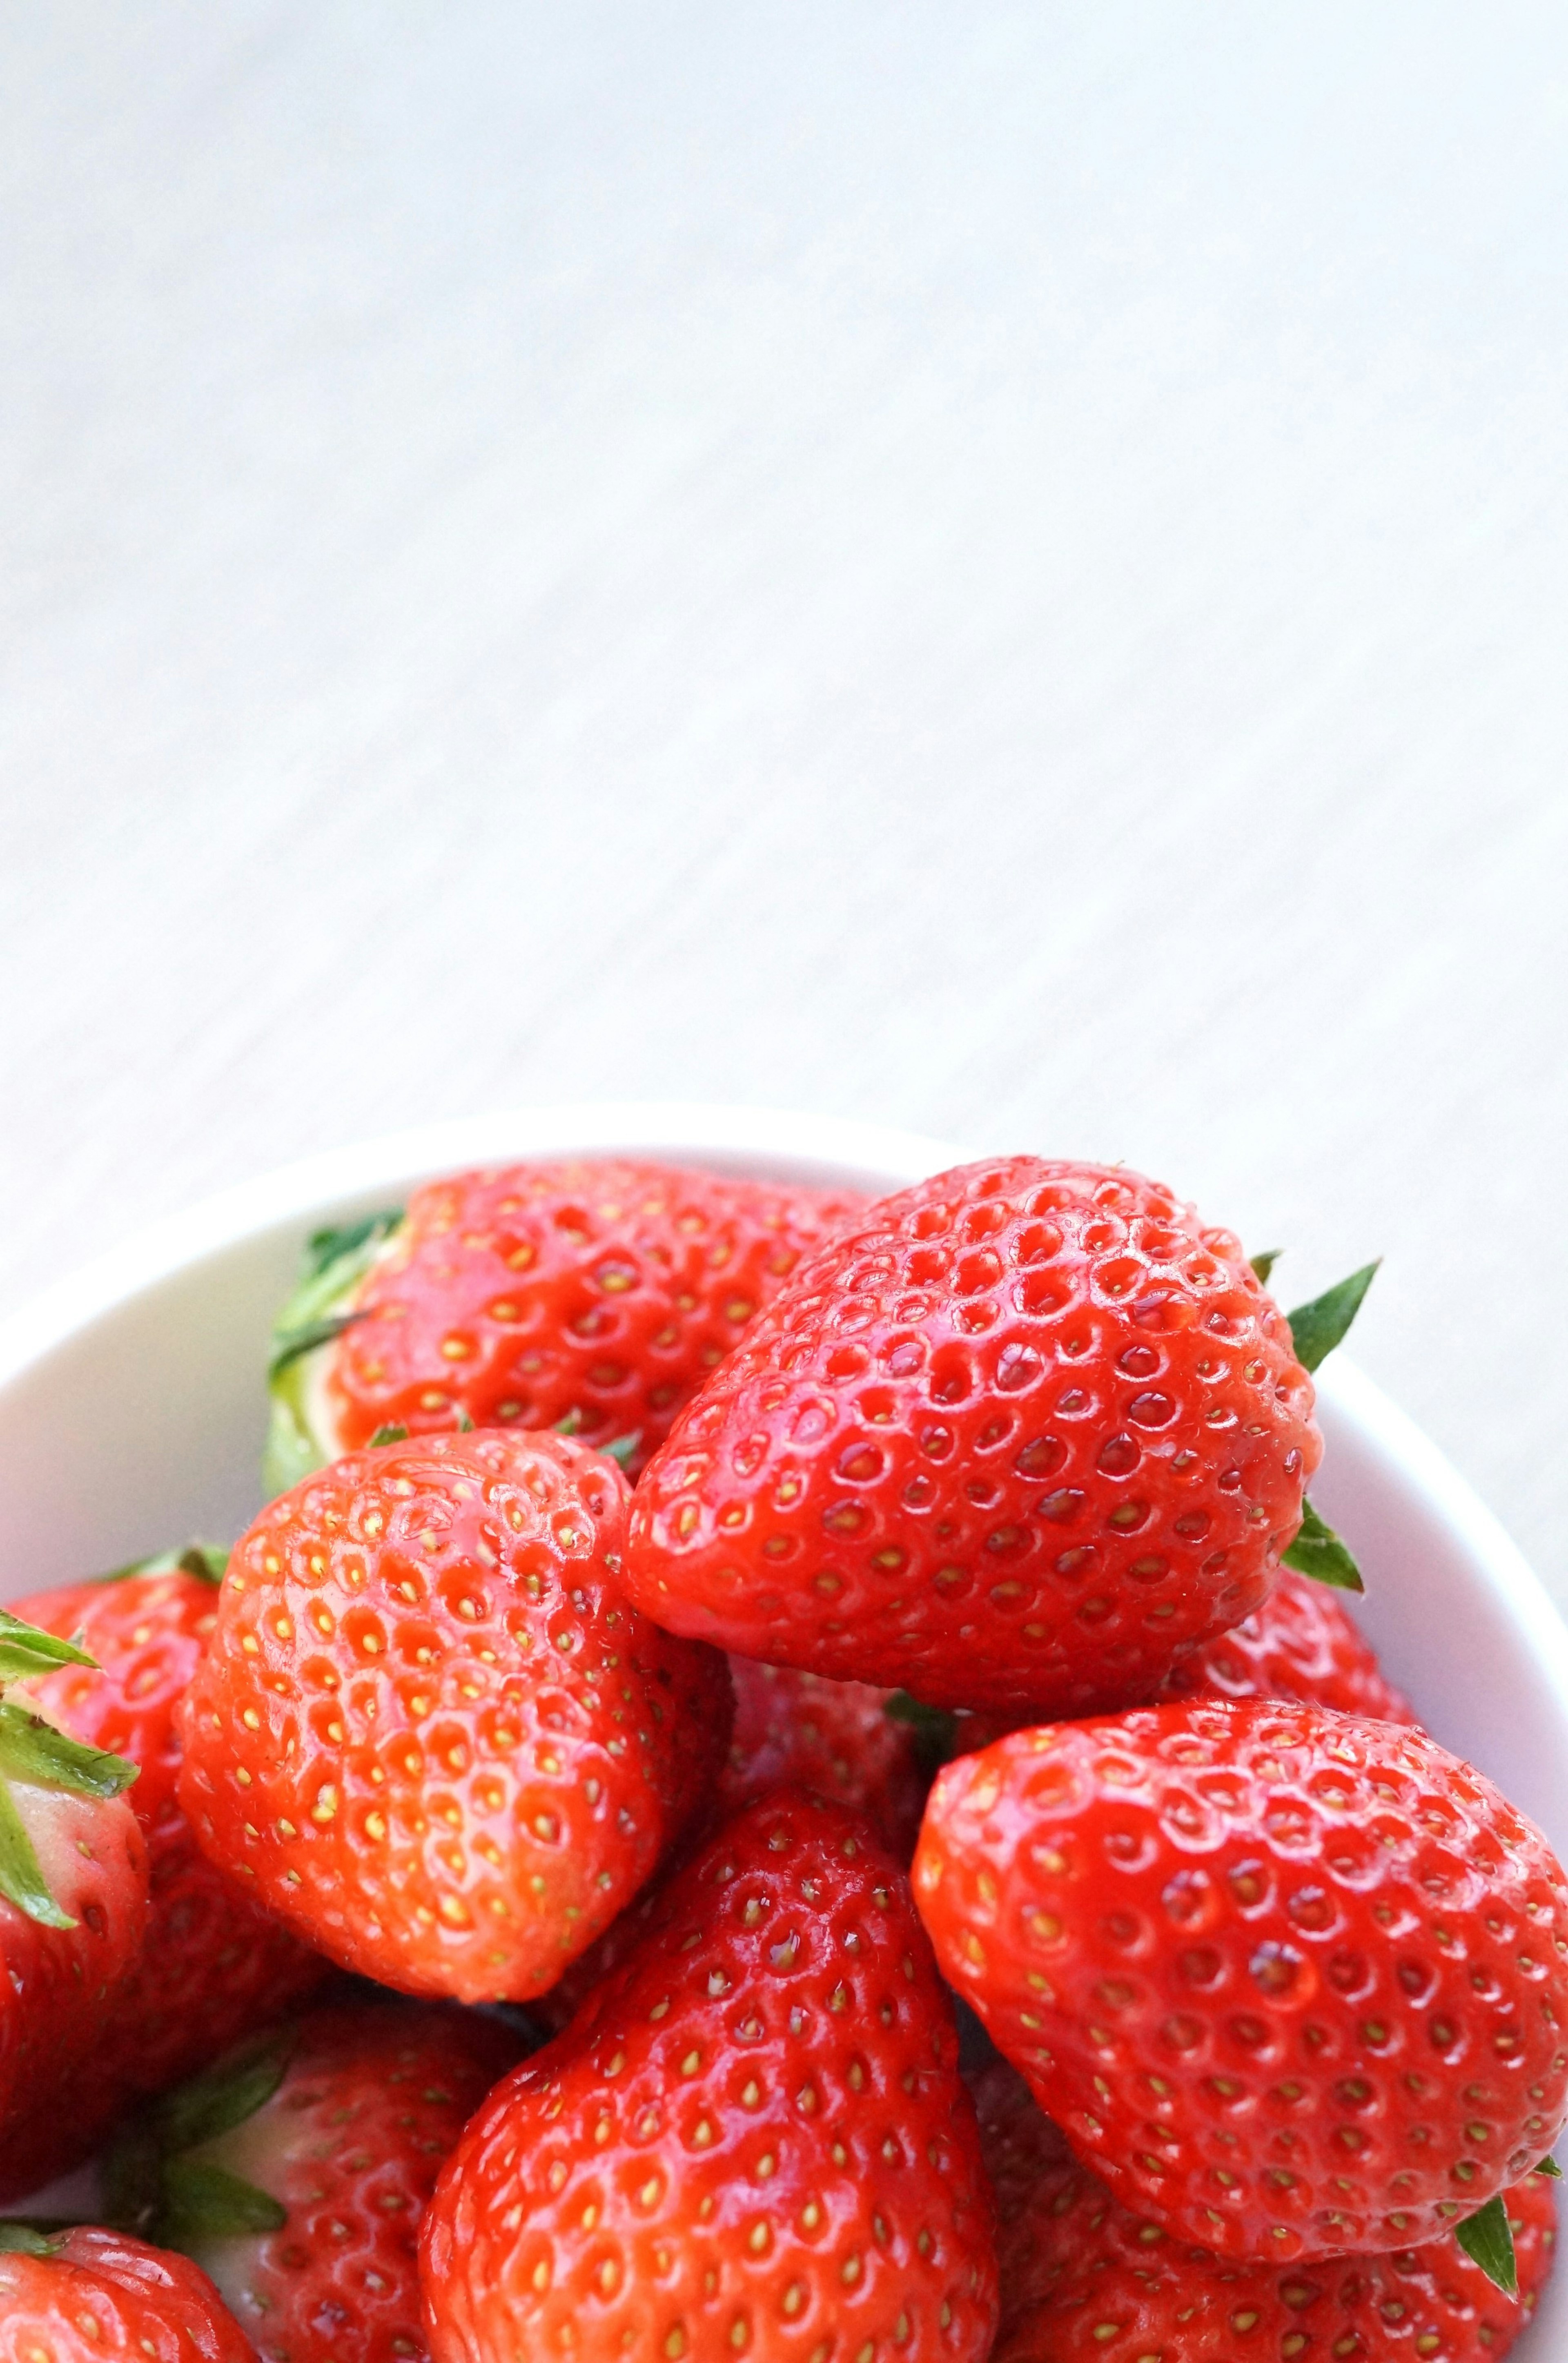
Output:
[91,1543,228,1587]
[1536,2154,1562,2178]
[555,1409,584,1437]
[1455,2191,1517,2296]
[884,1692,963,1780]
[370,1423,410,1447]
[263,1394,321,1500]
[456,1407,476,1433]
[602,1432,641,1472]
[159,2158,287,2241]
[0,1703,139,1799]
[1286,1261,1381,1373]
[0,2223,58,2254]
[1249,1249,1281,1285]
[302,1207,403,1282]
[154,2029,296,2155]
[268,1311,367,1382]
[0,1608,98,1685]
[1282,1499,1365,1593]
[0,1776,75,1929]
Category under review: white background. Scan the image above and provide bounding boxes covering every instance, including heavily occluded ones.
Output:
[3,6,1566,1601]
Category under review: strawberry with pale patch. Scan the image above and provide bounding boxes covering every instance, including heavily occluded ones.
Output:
[178,1431,732,2002]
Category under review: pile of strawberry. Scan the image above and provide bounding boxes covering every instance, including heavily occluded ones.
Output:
[2,1153,1561,2363]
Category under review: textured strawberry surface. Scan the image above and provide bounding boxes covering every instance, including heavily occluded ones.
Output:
[13,1569,328,2107]
[322,1161,863,1474]
[421,1790,1000,2363]
[0,2228,252,2363]
[0,1783,149,2201]
[969,2060,1557,2363]
[181,2004,518,2363]
[717,1658,931,1855]
[915,1701,1568,2260]
[178,1431,732,2002]
[525,1651,929,2041]
[1154,1566,1418,1723]
[625,1158,1321,1715]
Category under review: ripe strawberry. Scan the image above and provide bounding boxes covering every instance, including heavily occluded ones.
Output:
[915,1700,1568,2261]
[106,2002,518,2363]
[0,2225,252,2363]
[968,2059,1557,2362]
[178,1431,733,2003]
[0,1610,149,2203]
[624,1157,1323,1718]
[10,1553,328,2120]
[718,1658,931,1855]
[420,1790,1000,2363]
[1155,1565,1418,1723]
[265,1162,863,1494]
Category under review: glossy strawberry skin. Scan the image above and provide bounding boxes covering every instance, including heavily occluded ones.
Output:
[0,1782,149,2202]
[0,2228,252,2363]
[969,2061,1557,2363]
[718,1658,931,1855]
[624,1158,1321,1717]
[1154,1566,1418,1723]
[178,1431,732,2004]
[11,1569,328,2110]
[421,1791,1000,2363]
[915,1701,1568,2260]
[311,1161,863,1477]
[167,2004,518,2363]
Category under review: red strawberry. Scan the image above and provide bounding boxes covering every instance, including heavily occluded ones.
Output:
[623,1157,1322,1717]
[525,1665,929,2040]
[0,1610,149,2203]
[915,1699,1568,2261]
[969,2060,1557,2363]
[420,1790,1000,2363]
[265,1163,863,1494]
[10,1554,328,2119]
[106,2001,518,2363]
[178,1431,732,2003]
[0,2226,251,2363]
[1155,1565,1418,1722]
[717,1658,931,1855]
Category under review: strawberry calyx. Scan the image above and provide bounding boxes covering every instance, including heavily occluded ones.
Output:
[0,2225,61,2254]
[1286,1260,1383,1374]
[105,2029,294,2248]
[263,1207,404,1496]
[91,1543,229,1587]
[0,1610,138,1929]
[884,1688,963,1778]
[1457,2191,1520,2297]
[1252,1257,1382,1594]
[1460,2153,1568,2297]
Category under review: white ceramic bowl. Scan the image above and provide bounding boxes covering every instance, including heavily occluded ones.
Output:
[3,1103,1566,2350]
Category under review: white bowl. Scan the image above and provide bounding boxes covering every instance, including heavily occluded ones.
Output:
[3,1103,1566,2350]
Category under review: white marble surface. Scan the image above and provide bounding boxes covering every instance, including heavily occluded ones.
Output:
[2,6,1566,1603]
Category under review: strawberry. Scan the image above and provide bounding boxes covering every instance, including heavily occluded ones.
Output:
[178,1431,733,2003]
[968,2059,1557,2362]
[265,1163,863,1495]
[915,1699,1568,2261]
[623,1157,1329,1718]
[1154,1565,1418,1723]
[105,2001,518,2363]
[420,1790,1000,2363]
[10,1551,328,2121]
[0,2225,252,2363]
[0,1609,149,2203]
[717,1658,932,1855]
[528,1663,930,2041]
